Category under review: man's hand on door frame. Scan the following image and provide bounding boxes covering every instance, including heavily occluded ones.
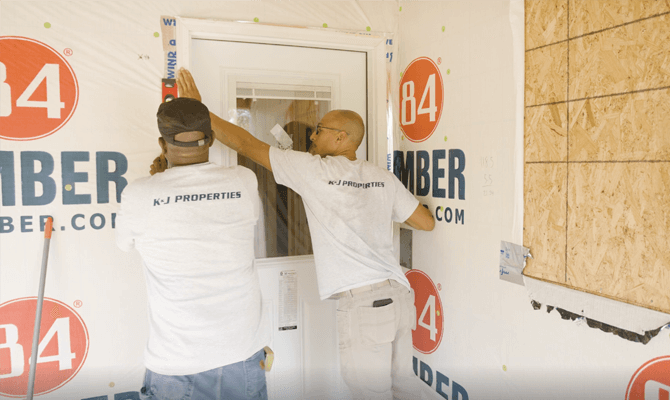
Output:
[177,68,202,102]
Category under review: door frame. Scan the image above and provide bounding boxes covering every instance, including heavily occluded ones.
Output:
[176,17,394,169]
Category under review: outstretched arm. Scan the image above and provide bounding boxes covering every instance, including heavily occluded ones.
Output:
[404,204,435,231]
[177,68,273,171]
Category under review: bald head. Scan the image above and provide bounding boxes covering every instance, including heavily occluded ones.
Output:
[330,110,365,148]
[309,110,366,160]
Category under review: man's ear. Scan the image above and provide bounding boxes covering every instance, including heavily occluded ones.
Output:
[208,134,215,148]
[336,130,347,143]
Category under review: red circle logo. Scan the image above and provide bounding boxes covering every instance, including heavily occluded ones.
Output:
[399,57,444,143]
[626,356,670,400]
[0,297,89,397]
[0,36,79,141]
[406,269,444,354]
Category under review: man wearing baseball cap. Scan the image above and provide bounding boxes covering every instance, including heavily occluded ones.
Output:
[116,98,268,400]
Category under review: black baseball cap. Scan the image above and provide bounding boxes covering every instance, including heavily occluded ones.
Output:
[156,98,213,147]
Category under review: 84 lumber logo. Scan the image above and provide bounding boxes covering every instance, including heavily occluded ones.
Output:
[626,356,670,400]
[406,269,443,354]
[0,297,89,397]
[0,36,79,141]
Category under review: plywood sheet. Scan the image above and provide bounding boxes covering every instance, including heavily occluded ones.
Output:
[525,103,568,162]
[570,13,670,99]
[525,0,568,49]
[523,163,567,283]
[567,163,670,314]
[525,42,568,106]
[569,89,670,161]
[570,0,670,38]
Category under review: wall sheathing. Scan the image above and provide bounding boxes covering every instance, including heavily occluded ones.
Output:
[523,0,670,314]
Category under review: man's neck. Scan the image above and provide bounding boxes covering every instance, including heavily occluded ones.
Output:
[331,149,357,161]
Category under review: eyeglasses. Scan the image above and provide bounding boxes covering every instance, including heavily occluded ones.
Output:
[316,125,348,136]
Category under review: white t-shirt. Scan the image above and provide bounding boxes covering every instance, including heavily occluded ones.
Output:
[116,162,266,375]
[269,147,419,300]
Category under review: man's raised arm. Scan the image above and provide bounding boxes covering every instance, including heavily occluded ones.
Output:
[177,68,272,171]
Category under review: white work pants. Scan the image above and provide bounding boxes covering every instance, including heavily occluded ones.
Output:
[336,280,418,400]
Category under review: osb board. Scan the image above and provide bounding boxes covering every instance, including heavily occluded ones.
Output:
[525,103,568,162]
[567,163,670,314]
[523,163,567,283]
[569,89,670,161]
[523,0,670,317]
[525,0,568,50]
[569,13,670,100]
[570,0,670,38]
[525,41,568,106]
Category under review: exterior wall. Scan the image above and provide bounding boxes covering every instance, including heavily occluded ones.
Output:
[1,1,669,399]
[396,1,670,399]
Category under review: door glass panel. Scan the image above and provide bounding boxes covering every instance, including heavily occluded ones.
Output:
[235,93,331,258]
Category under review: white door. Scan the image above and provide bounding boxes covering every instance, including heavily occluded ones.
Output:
[191,39,367,400]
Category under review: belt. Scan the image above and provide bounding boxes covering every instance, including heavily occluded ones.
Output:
[330,279,392,299]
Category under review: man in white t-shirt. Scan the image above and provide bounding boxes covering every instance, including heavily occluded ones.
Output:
[116,98,268,400]
[177,68,435,400]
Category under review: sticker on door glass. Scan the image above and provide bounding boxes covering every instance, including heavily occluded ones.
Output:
[278,270,298,331]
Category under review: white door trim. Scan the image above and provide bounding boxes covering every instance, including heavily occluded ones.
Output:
[176,17,393,169]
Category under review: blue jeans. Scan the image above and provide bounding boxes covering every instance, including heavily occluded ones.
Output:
[139,348,267,400]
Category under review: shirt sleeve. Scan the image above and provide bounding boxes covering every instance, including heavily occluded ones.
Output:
[390,172,420,223]
[269,147,323,195]
[115,182,139,252]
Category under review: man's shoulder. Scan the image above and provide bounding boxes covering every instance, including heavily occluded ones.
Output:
[119,176,153,209]
[200,164,259,191]
[124,175,152,193]
[193,162,253,177]
[355,159,396,177]
[230,164,258,183]
[358,159,384,170]
[271,147,320,165]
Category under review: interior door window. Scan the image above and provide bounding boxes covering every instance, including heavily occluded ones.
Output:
[235,87,331,258]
